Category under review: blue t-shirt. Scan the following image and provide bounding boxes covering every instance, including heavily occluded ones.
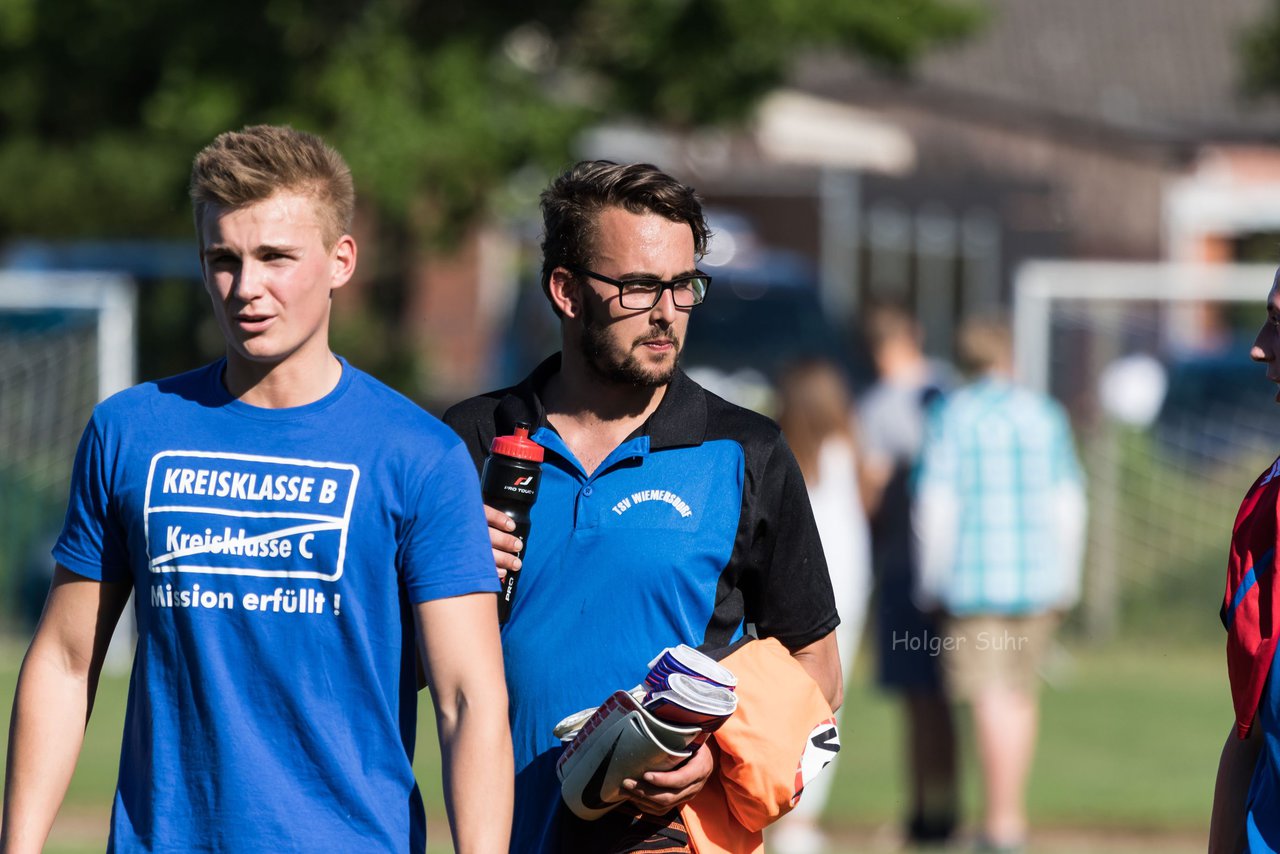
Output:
[445,356,839,852]
[54,358,498,853]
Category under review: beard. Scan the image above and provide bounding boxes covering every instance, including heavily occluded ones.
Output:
[578,298,681,388]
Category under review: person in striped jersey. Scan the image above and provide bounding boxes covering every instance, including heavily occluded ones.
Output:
[914,314,1086,854]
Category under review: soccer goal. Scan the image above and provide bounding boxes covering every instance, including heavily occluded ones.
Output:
[1013,261,1276,641]
[0,272,136,638]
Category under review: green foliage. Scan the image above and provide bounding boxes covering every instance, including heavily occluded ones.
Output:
[0,0,982,243]
[1098,427,1267,644]
[1242,1,1280,96]
[12,639,1222,851]
[825,644,1226,833]
[570,0,983,127]
[0,0,982,398]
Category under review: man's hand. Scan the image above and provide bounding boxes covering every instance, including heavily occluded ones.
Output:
[619,741,714,815]
[484,505,522,581]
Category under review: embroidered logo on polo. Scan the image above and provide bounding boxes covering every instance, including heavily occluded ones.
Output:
[609,488,694,518]
[143,450,360,581]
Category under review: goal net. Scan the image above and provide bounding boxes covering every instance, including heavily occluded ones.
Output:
[0,272,135,635]
[1014,261,1277,641]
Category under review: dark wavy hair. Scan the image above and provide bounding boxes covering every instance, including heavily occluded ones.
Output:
[538,160,710,315]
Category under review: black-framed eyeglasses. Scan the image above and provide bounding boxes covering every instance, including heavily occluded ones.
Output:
[566,265,711,310]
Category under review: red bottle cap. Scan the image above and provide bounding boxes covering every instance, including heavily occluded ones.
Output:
[490,424,544,462]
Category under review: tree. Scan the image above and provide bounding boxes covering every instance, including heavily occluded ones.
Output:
[0,0,981,236]
[1243,1,1280,97]
[0,0,982,388]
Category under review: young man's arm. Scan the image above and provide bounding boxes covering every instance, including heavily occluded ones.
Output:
[1209,720,1263,854]
[789,631,843,712]
[2,565,132,854]
[416,592,512,854]
[913,405,959,612]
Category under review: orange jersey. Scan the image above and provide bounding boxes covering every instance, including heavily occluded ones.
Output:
[681,637,838,854]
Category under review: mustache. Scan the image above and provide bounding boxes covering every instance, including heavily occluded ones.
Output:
[633,330,679,348]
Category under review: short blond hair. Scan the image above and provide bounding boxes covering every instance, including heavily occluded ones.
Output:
[189,125,354,248]
[956,313,1013,375]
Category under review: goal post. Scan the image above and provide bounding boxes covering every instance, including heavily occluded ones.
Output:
[1015,262,1272,396]
[0,272,136,657]
[1013,261,1277,642]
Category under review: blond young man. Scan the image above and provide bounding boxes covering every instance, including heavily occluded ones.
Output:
[1,125,512,854]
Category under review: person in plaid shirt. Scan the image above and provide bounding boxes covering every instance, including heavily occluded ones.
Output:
[913,314,1086,854]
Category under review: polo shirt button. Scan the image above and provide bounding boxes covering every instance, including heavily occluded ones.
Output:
[582,486,593,497]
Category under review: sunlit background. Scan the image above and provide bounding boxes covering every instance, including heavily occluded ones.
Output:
[5,1,1280,850]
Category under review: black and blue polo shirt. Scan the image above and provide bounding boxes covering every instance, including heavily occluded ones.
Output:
[444,353,839,853]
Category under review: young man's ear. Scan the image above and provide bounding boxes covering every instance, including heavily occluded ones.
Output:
[329,234,358,291]
[548,267,580,320]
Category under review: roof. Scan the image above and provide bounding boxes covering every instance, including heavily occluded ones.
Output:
[796,0,1280,142]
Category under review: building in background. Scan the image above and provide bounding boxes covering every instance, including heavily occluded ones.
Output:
[11,1,1280,406]
[563,0,1280,371]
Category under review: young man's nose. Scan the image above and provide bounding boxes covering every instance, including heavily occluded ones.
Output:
[234,263,267,299]
[649,287,679,322]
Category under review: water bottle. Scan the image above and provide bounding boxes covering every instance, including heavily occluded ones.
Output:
[480,422,544,623]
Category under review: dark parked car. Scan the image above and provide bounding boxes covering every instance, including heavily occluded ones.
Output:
[681,247,866,414]
[1154,345,1280,463]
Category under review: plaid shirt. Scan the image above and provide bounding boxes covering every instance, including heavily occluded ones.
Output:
[914,377,1086,615]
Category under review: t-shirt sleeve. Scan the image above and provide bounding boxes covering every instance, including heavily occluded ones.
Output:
[913,404,961,606]
[399,439,500,603]
[52,413,129,583]
[745,433,840,652]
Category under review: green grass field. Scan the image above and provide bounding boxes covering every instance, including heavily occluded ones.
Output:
[1,636,1227,853]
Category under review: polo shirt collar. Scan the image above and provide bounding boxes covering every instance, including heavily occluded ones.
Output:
[493,352,707,450]
[645,360,707,449]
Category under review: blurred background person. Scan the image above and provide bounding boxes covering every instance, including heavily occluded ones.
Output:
[770,357,872,854]
[858,302,960,848]
[914,313,1086,853]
